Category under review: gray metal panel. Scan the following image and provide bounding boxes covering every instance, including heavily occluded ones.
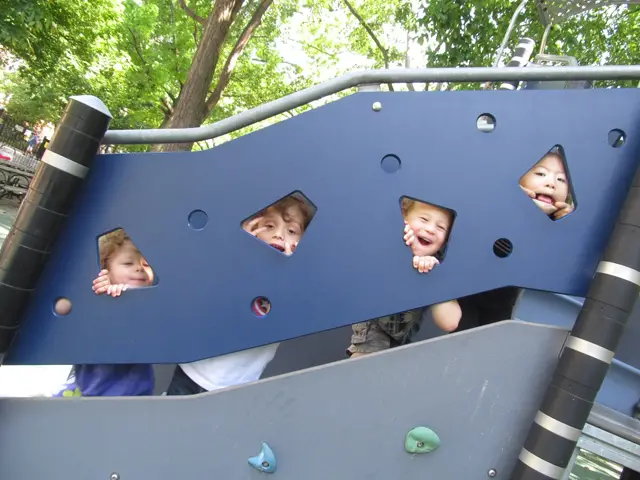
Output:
[0,321,567,480]
[537,0,640,26]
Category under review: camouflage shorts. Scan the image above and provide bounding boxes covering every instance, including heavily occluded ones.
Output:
[347,308,425,355]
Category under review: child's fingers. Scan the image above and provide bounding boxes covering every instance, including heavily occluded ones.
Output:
[283,242,298,256]
[404,233,414,246]
[250,226,268,237]
[93,277,109,287]
[93,273,109,285]
[554,201,572,212]
[413,256,439,273]
[519,185,536,198]
[241,217,259,233]
[93,283,110,295]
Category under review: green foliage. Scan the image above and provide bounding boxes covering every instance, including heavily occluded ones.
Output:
[414,0,640,89]
[0,0,121,75]
[1,0,639,154]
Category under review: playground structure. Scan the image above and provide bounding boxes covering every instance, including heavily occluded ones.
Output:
[3,1,640,479]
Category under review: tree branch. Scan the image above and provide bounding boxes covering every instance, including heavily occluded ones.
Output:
[127,27,148,66]
[205,0,274,114]
[287,37,339,58]
[177,0,205,24]
[342,0,393,91]
[161,97,174,115]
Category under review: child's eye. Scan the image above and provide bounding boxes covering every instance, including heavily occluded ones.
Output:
[557,177,566,183]
[124,262,133,266]
[535,172,545,177]
[437,225,446,232]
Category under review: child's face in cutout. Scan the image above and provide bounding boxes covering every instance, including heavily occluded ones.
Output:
[255,204,305,253]
[520,154,570,215]
[107,240,154,287]
[404,203,451,257]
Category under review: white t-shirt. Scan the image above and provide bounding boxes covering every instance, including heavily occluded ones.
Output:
[179,343,279,391]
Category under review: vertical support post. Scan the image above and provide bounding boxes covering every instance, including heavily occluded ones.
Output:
[493,0,530,68]
[0,96,111,358]
[499,38,536,91]
[538,23,553,55]
[511,164,640,479]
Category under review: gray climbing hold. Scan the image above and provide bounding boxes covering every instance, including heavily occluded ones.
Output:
[404,426,441,454]
[248,442,277,473]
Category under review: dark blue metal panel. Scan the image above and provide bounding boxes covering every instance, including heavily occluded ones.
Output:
[6,88,640,365]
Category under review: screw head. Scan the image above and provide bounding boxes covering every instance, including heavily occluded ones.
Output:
[488,468,497,477]
[372,102,382,112]
[110,474,120,480]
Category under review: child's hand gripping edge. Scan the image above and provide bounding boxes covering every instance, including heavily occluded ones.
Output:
[92,269,129,298]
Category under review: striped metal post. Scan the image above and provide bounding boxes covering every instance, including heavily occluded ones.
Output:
[511,164,640,479]
[0,96,111,358]
[499,38,536,91]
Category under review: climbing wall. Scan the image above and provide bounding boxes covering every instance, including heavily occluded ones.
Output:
[0,321,566,479]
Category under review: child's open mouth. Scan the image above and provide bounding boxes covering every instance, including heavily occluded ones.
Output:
[535,194,554,205]
[416,236,433,247]
[270,243,285,252]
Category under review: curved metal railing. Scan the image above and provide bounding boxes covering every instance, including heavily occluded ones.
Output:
[102,65,640,145]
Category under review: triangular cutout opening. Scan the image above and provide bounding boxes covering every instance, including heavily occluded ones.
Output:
[519,145,576,221]
[242,191,316,256]
[400,196,456,273]
[93,228,158,296]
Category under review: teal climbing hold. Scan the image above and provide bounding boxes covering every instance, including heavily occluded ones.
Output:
[248,442,277,473]
[404,427,441,454]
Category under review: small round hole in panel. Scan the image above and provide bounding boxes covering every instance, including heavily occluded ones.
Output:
[251,297,271,317]
[477,114,496,133]
[54,297,72,316]
[493,238,513,258]
[188,209,209,230]
[381,154,401,173]
[608,129,626,148]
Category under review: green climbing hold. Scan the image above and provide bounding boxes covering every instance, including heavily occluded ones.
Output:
[404,427,441,454]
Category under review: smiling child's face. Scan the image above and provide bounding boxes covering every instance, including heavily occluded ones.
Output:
[404,203,451,257]
[520,154,570,215]
[107,240,154,287]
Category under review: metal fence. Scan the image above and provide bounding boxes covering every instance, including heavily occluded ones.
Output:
[0,110,41,172]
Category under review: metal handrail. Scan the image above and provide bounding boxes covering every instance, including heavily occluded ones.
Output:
[102,65,640,145]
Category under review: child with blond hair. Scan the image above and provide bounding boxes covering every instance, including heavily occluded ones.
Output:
[54,229,155,396]
[167,194,314,395]
[347,198,461,357]
[80,195,314,396]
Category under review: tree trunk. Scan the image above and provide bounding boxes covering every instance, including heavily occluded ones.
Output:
[156,0,245,152]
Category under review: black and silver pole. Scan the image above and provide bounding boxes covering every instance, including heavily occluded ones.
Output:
[511,164,640,479]
[499,37,536,91]
[0,96,111,358]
